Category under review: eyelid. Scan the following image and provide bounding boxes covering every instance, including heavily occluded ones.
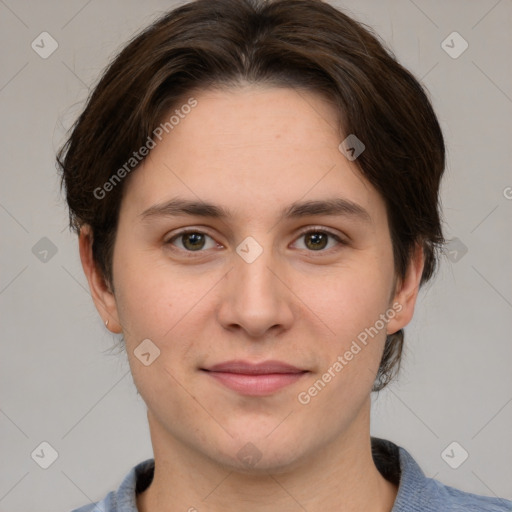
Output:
[295,225,347,242]
[165,226,217,242]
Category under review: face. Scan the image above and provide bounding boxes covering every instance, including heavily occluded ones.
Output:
[83,85,422,473]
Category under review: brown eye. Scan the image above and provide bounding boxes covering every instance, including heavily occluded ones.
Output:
[181,233,206,251]
[293,229,345,253]
[304,232,329,251]
[167,231,217,252]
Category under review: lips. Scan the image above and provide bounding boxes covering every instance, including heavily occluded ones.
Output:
[205,360,305,374]
[202,360,308,396]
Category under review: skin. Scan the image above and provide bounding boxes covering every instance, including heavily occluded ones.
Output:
[80,84,424,512]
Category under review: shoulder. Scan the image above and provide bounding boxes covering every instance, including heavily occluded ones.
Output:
[70,491,115,512]
[69,459,155,512]
[410,474,512,511]
[432,480,512,511]
[376,438,512,512]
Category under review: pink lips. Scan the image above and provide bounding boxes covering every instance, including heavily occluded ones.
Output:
[202,360,308,396]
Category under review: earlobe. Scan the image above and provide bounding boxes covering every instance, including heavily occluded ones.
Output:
[386,243,425,335]
[78,225,123,334]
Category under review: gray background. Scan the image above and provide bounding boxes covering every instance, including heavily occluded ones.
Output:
[1,0,511,510]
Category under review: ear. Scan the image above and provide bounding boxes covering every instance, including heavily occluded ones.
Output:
[78,225,122,334]
[386,243,425,335]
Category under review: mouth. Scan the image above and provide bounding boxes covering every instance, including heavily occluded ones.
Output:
[201,360,309,396]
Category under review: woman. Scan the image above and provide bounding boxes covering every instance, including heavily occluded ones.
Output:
[58,0,511,510]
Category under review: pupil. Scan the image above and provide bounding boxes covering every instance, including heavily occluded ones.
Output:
[184,233,204,250]
[307,233,327,250]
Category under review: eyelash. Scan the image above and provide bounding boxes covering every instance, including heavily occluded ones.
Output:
[164,227,347,256]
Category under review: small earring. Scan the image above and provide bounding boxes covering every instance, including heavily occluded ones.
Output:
[105,319,109,327]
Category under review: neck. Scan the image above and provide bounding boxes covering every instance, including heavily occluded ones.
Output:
[137,403,397,512]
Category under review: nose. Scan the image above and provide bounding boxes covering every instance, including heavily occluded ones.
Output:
[216,242,295,339]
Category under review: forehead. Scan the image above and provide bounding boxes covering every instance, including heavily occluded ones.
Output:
[121,85,385,226]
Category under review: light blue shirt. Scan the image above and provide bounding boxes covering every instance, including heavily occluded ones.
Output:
[71,438,512,511]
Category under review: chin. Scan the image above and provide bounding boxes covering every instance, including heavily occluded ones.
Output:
[208,429,313,475]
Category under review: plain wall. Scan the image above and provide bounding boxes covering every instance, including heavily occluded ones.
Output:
[0,1,511,510]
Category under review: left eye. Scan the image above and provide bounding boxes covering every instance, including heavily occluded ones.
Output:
[293,230,343,251]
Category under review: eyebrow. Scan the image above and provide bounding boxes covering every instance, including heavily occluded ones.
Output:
[140,197,372,224]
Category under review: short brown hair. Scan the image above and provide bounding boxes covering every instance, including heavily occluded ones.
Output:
[57,0,446,391]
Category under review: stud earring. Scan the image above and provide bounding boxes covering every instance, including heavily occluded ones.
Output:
[105,319,109,327]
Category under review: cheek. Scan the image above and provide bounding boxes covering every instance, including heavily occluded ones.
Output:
[294,258,395,402]
[112,253,222,383]
[295,259,393,341]
[111,245,190,340]
[294,271,391,421]
[113,268,202,417]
